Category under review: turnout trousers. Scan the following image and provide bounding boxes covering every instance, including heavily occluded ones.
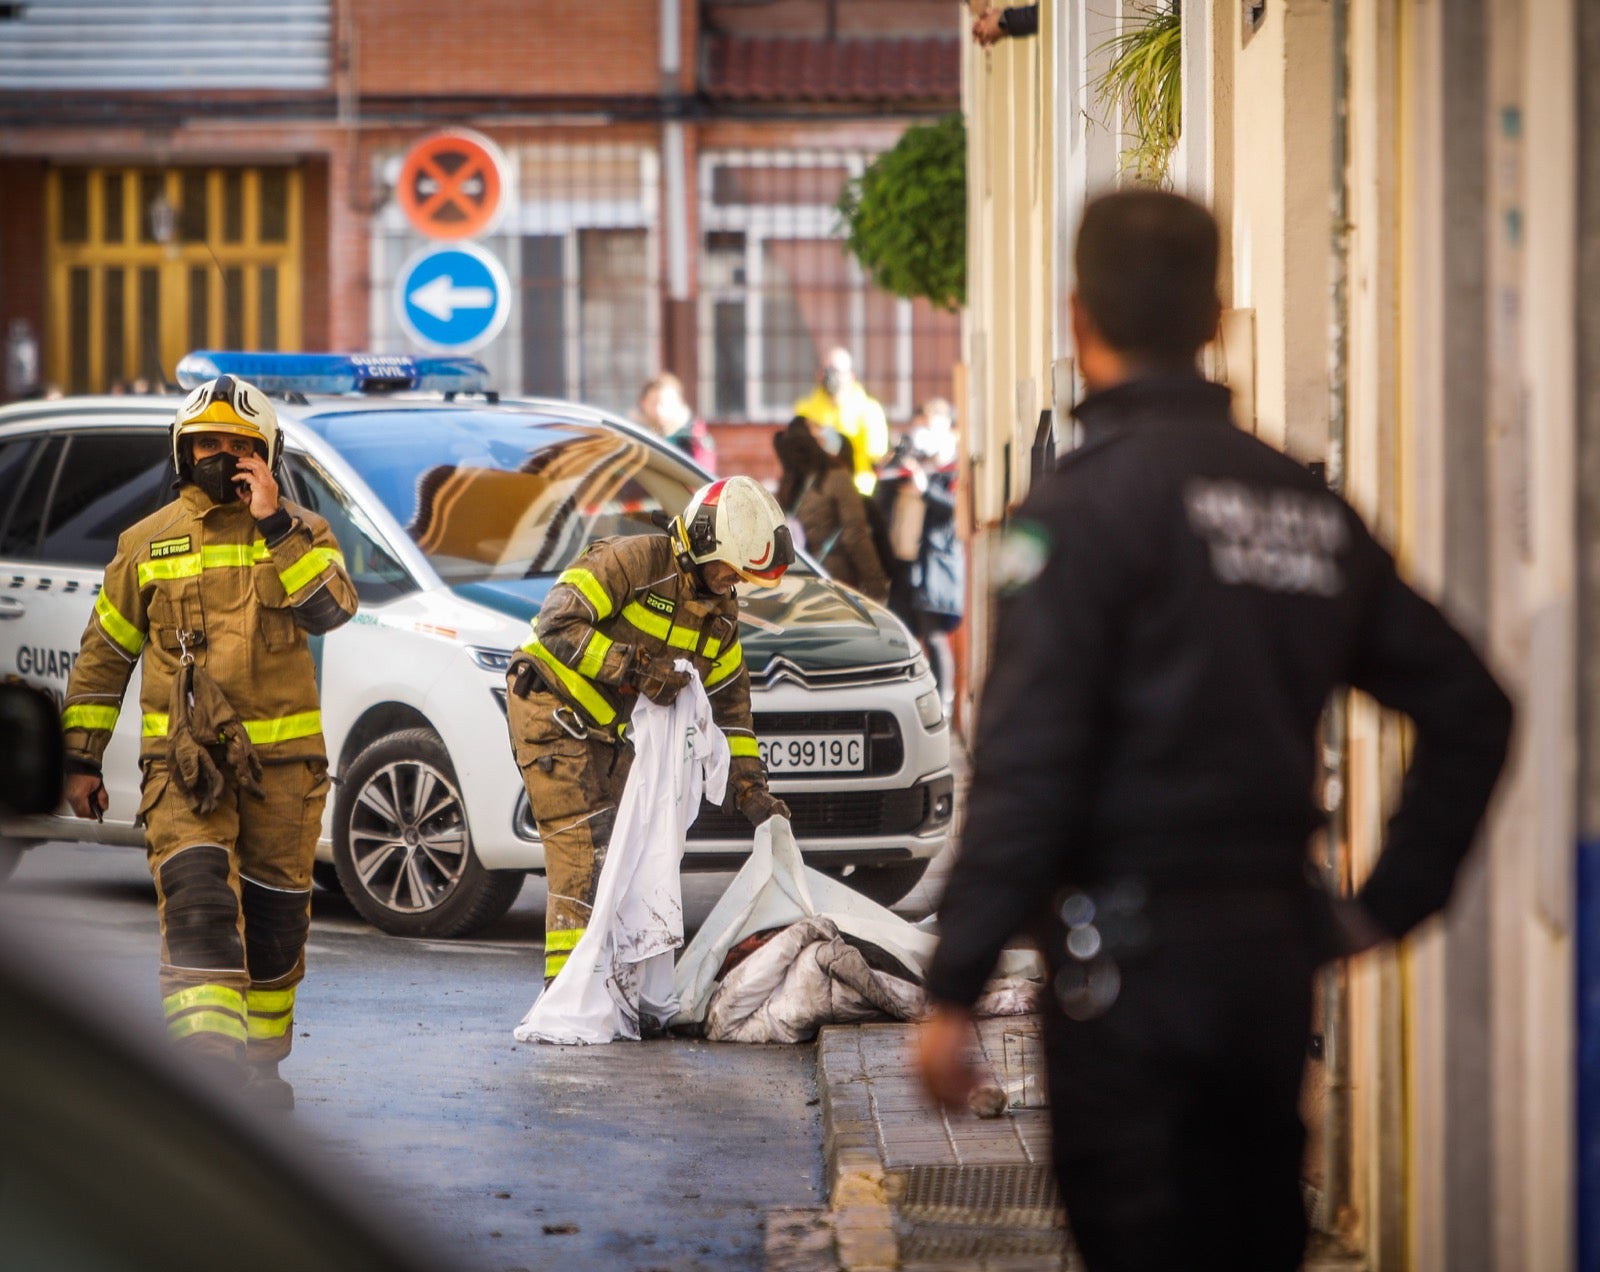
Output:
[139,756,329,1067]
[505,681,634,980]
[1042,883,1321,1272]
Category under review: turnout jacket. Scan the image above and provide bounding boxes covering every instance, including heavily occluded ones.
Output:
[926,374,1512,1008]
[515,532,771,807]
[793,466,890,603]
[62,484,357,772]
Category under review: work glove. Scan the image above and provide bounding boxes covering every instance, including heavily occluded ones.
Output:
[626,647,693,706]
[168,663,264,814]
[738,788,792,828]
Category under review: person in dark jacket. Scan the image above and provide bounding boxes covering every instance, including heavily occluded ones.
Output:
[915,189,1512,1270]
[775,417,890,603]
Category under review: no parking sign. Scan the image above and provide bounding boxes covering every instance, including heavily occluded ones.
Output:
[397,129,510,241]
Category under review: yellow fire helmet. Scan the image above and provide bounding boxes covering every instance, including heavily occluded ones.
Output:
[673,475,795,587]
[170,374,282,478]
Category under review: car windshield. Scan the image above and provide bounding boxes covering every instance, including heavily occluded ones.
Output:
[298,406,793,585]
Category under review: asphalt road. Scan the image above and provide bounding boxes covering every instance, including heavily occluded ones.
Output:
[0,839,952,1272]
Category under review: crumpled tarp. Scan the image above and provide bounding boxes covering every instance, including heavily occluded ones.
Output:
[514,665,728,1046]
[702,915,924,1043]
[671,817,1040,1035]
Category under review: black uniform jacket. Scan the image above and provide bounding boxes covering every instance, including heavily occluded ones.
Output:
[926,374,1512,1009]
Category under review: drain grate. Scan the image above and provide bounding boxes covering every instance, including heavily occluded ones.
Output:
[898,1163,1066,1229]
[898,1224,1072,1263]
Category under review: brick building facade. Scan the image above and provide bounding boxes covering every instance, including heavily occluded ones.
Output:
[0,0,961,482]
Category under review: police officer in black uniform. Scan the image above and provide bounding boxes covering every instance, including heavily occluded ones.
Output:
[916,189,1512,1271]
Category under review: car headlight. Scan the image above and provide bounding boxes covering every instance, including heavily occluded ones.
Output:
[468,645,516,673]
[911,653,931,681]
[915,689,944,729]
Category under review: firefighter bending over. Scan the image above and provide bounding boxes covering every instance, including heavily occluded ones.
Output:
[61,376,357,1109]
[505,475,794,984]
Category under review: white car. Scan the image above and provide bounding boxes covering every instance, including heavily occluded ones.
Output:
[0,354,952,936]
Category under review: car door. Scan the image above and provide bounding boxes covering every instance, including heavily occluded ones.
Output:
[3,428,173,836]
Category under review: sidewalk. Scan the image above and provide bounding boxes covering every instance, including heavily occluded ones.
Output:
[769,1015,1371,1272]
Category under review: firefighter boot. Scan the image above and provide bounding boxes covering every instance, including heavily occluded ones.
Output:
[245,1059,295,1111]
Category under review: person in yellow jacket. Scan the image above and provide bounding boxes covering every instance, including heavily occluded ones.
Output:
[505,475,794,984]
[60,375,357,1109]
[792,346,889,495]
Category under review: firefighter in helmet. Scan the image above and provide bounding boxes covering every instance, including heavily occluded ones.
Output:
[505,474,795,983]
[61,375,357,1108]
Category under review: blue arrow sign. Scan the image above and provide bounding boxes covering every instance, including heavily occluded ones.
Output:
[395,244,511,352]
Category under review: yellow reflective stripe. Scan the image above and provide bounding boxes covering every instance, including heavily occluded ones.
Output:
[143,710,322,744]
[577,630,613,680]
[546,928,583,952]
[168,1010,248,1044]
[728,735,761,759]
[243,710,321,744]
[620,601,705,654]
[248,1014,293,1040]
[164,984,247,1017]
[247,987,296,1013]
[544,950,572,977]
[137,541,272,587]
[94,591,145,655]
[556,567,614,620]
[706,641,743,688]
[520,639,617,726]
[279,547,344,596]
[62,703,120,732]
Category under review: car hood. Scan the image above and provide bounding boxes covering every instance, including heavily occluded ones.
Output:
[450,573,918,674]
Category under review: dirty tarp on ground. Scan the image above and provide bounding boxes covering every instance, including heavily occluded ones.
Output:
[514,666,728,1046]
[672,817,1040,1043]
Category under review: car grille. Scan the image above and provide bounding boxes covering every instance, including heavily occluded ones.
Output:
[687,783,933,840]
[750,710,903,779]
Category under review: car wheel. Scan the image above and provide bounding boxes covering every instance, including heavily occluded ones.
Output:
[825,859,931,908]
[0,838,26,885]
[333,728,524,938]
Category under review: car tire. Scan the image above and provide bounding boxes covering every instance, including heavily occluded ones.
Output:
[826,859,931,909]
[0,838,26,885]
[333,728,524,938]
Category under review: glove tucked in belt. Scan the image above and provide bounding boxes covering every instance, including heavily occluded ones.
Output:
[167,663,265,814]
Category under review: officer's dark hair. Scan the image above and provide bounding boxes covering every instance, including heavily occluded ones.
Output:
[1074,189,1221,364]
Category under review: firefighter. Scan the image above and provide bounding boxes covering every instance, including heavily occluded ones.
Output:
[505,475,794,984]
[61,375,357,1109]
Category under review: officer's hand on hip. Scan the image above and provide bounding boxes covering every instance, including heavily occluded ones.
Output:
[65,771,108,821]
[233,452,281,520]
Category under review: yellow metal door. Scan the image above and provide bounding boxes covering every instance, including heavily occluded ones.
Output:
[46,166,302,394]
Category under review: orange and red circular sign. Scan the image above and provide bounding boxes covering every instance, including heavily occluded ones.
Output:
[397,129,509,241]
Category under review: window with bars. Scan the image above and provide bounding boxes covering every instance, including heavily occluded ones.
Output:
[697,151,960,426]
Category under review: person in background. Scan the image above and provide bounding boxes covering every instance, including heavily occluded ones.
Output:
[792,347,888,495]
[915,189,1512,1269]
[907,399,964,719]
[633,372,717,473]
[775,417,890,604]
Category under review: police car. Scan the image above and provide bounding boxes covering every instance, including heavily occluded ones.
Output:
[0,353,953,937]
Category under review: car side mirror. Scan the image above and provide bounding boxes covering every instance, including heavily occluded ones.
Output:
[0,681,64,815]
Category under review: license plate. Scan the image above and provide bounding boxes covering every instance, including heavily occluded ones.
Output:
[758,733,864,774]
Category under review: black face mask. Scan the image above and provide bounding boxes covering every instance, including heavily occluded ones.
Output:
[191,452,246,506]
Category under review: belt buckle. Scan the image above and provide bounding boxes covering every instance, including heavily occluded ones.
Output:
[552,706,589,740]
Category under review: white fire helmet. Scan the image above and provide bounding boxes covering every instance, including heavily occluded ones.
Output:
[673,476,795,587]
[170,375,282,477]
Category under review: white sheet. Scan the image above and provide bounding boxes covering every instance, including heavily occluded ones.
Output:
[515,666,728,1045]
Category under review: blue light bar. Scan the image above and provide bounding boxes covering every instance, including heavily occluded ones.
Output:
[175,351,491,396]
